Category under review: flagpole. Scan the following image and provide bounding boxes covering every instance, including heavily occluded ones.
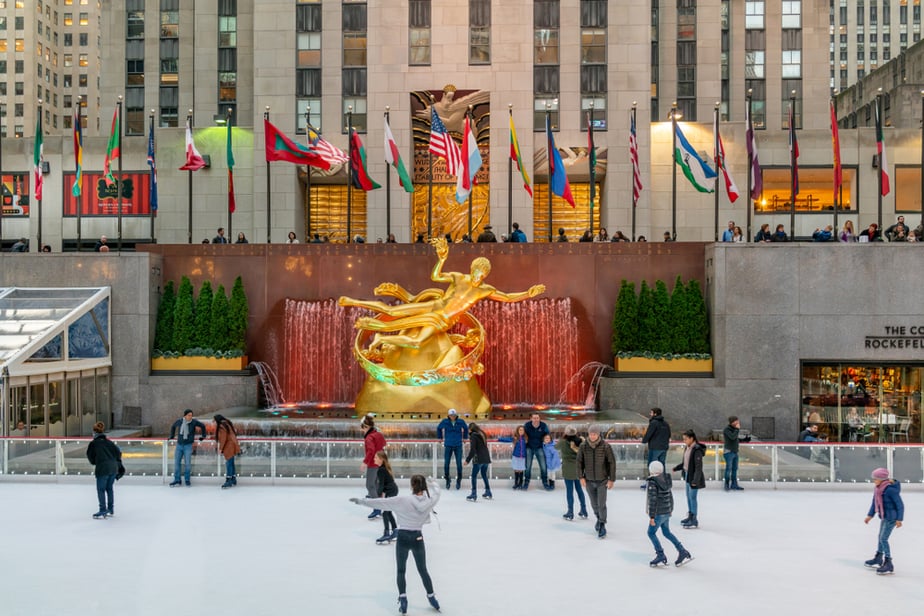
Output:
[37,99,43,252]
[631,102,638,241]
[746,90,753,243]
[384,107,392,239]
[77,100,84,251]
[789,92,796,240]
[831,93,839,234]
[305,107,312,241]
[117,96,123,252]
[428,95,435,240]
[186,110,193,245]
[588,102,595,237]
[467,105,473,239]
[713,102,720,242]
[265,106,271,243]
[876,88,883,227]
[507,105,513,240]
[546,103,553,242]
[671,101,678,241]
[347,106,353,244]
[149,109,155,243]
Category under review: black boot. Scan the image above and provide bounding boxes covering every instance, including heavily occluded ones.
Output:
[682,514,698,529]
[864,551,884,568]
[221,476,234,489]
[724,478,730,491]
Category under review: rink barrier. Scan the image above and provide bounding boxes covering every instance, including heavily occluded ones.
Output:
[0,439,921,486]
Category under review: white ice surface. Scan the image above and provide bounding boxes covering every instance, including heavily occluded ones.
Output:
[0,478,921,616]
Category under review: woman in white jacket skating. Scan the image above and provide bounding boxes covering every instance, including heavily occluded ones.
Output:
[351,475,442,614]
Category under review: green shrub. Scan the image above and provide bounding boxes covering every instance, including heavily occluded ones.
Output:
[686,279,710,354]
[650,280,672,353]
[172,276,196,353]
[153,280,176,353]
[669,276,689,354]
[611,280,638,354]
[194,281,214,349]
[209,284,231,352]
[229,276,249,353]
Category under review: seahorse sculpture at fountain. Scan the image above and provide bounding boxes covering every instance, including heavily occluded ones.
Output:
[338,237,545,419]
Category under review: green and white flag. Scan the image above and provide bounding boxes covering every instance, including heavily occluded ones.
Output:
[674,124,716,193]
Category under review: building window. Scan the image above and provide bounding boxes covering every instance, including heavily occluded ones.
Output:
[782,50,801,78]
[581,0,607,129]
[534,0,560,130]
[782,0,801,28]
[754,166,853,213]
[745,1,764,29]
[409,0,431,65]
[159,86,178,127]
[895,166,923,213]
[64,54,73,68]
[296,1,322,130]
[469,0,490,65]
[15,39,24,52]
[79,32,88,46]
[79,12,88,26]
[64,13,73,27]
[125,87,144,136]
[127,6,144,39]
[342,2,368,133]
[126,40,143,85]
[78,54,88,67]
[344,97,366,133]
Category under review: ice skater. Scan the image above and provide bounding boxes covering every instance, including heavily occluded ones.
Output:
[436,408,468,490]
[511,425,527,490]
[556,425,587,521]
[673,429,706,529]
[576,426,616,538]
[542,434,561,489]
[360,413,387,520]
[86,422,123,519]
[863,467,904,575]
[645,461,692,567]
[350,475,442,614]
[463,422,492,501]
[168,409,207,487]
[214,414,241,489]
[374,450,399,544]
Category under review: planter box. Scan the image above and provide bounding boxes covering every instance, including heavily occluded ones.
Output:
[152,356,249,372]
[613,356,712,373]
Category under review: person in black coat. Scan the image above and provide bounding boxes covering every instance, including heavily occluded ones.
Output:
[463,422,492,501]
[374,450,399,545]
[723,415,751,491]
[673,429,706,529]
[86,422,123,518]
[640,407,671,488]
[646,461,692,567]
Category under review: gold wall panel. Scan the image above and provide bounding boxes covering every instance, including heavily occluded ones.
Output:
[411,184,490,241]
[532,183,601,242]
[307,185,368,243]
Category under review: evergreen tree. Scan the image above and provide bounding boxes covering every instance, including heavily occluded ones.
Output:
[669,276,689,354]
[153,280,176,353]
[209,284,231,352]
[636,280,656,352]
[611,280,638,354]
[650,280,672,353]
[686,279,710,354]
[172,276,196,353]
[229,276,249,353]
[194,280,214,349]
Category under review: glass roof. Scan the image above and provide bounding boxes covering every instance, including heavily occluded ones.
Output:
[0,287,111,372]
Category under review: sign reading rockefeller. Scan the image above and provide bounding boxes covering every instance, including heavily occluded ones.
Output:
[865,325,924,349]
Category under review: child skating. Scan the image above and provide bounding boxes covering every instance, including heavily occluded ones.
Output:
[645,461,692,567]
[511,425,527,490]
[374,450,399,544]
[351,475,442,614]
[542,434,561,489]
[864,467,904,575]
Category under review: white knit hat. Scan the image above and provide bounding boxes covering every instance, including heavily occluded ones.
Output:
[648,461,664,475]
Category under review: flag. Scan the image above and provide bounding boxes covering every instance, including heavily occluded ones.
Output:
[746,103,762,200]
[714,115,739,203]
[306,123,349,165]
[264,119,331,169]
[383,117,414,193]
[674,124,716,193]
[546,114,575,207]
[875,101,890,196]
[428,107,462,175]
[227,117,235,213]
[630,110,643,204]
[179,120,206,171]
[830,100,842,199]
[587,112,597,208]
[33,115,43,201]
[789,102,799,198]
[508,114,532,197]
[147,119,158,212]
[103,106,120,186]
[349,129,380,191]
[72,106,83,198]
[455,115,482,203]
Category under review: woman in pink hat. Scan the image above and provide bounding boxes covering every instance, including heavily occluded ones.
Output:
[863,467,904,575]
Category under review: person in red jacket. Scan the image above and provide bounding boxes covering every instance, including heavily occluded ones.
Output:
[361,413,387,520]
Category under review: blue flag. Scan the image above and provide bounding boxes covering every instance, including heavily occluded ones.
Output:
[546,114,574,207]
[147,120,158,212]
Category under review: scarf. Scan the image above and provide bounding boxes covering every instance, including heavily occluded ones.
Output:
[180,418,190,439]
[874,480,890,518]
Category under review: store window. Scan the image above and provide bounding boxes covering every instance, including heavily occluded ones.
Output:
[802,362,921,443]
[894,165,922,214]
[753,166,854,213]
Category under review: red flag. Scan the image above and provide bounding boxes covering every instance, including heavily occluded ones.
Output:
[830,100,842,199]
[875,102,890,196]
[179,120,206,171]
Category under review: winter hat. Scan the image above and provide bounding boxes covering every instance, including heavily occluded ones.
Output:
[871,467,890,480]
[648,461,664,475]
[448,409,458,416]
[564,426,577,436]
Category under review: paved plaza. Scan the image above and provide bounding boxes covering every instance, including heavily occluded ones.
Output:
[0,478,920,615]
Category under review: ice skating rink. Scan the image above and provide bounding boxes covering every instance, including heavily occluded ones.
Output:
[0,478,921,616]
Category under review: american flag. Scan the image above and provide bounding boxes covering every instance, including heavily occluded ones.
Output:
[630,110,643,204]
[429,107,462,175]
[306,123,349,165]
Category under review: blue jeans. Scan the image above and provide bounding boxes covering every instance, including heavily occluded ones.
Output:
[685,481,699,515]
[724,451,739,485]
[647,514,683,553]
[443,445,463,481]
[173,443,192,483]
[878,519,897,557]
[225,456,236,476]
[524,447,547,483]
[96,473,116,513]
[647,449,667,467]
[470,463,490,494]
[564,478,586,514]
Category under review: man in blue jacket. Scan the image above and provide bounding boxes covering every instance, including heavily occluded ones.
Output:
[168,409,207,486]
[523,413,551,490]
[437,409,469,489]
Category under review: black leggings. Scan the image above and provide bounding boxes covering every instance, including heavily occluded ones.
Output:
[383,511,397,533]
[395,530,433,595]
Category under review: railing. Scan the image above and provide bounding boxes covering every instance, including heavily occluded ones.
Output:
[0,438,922,486]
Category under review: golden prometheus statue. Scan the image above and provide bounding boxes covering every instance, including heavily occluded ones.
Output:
[338,237,545,419]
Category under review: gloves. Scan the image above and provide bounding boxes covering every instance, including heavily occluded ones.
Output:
[349,497,362,505]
